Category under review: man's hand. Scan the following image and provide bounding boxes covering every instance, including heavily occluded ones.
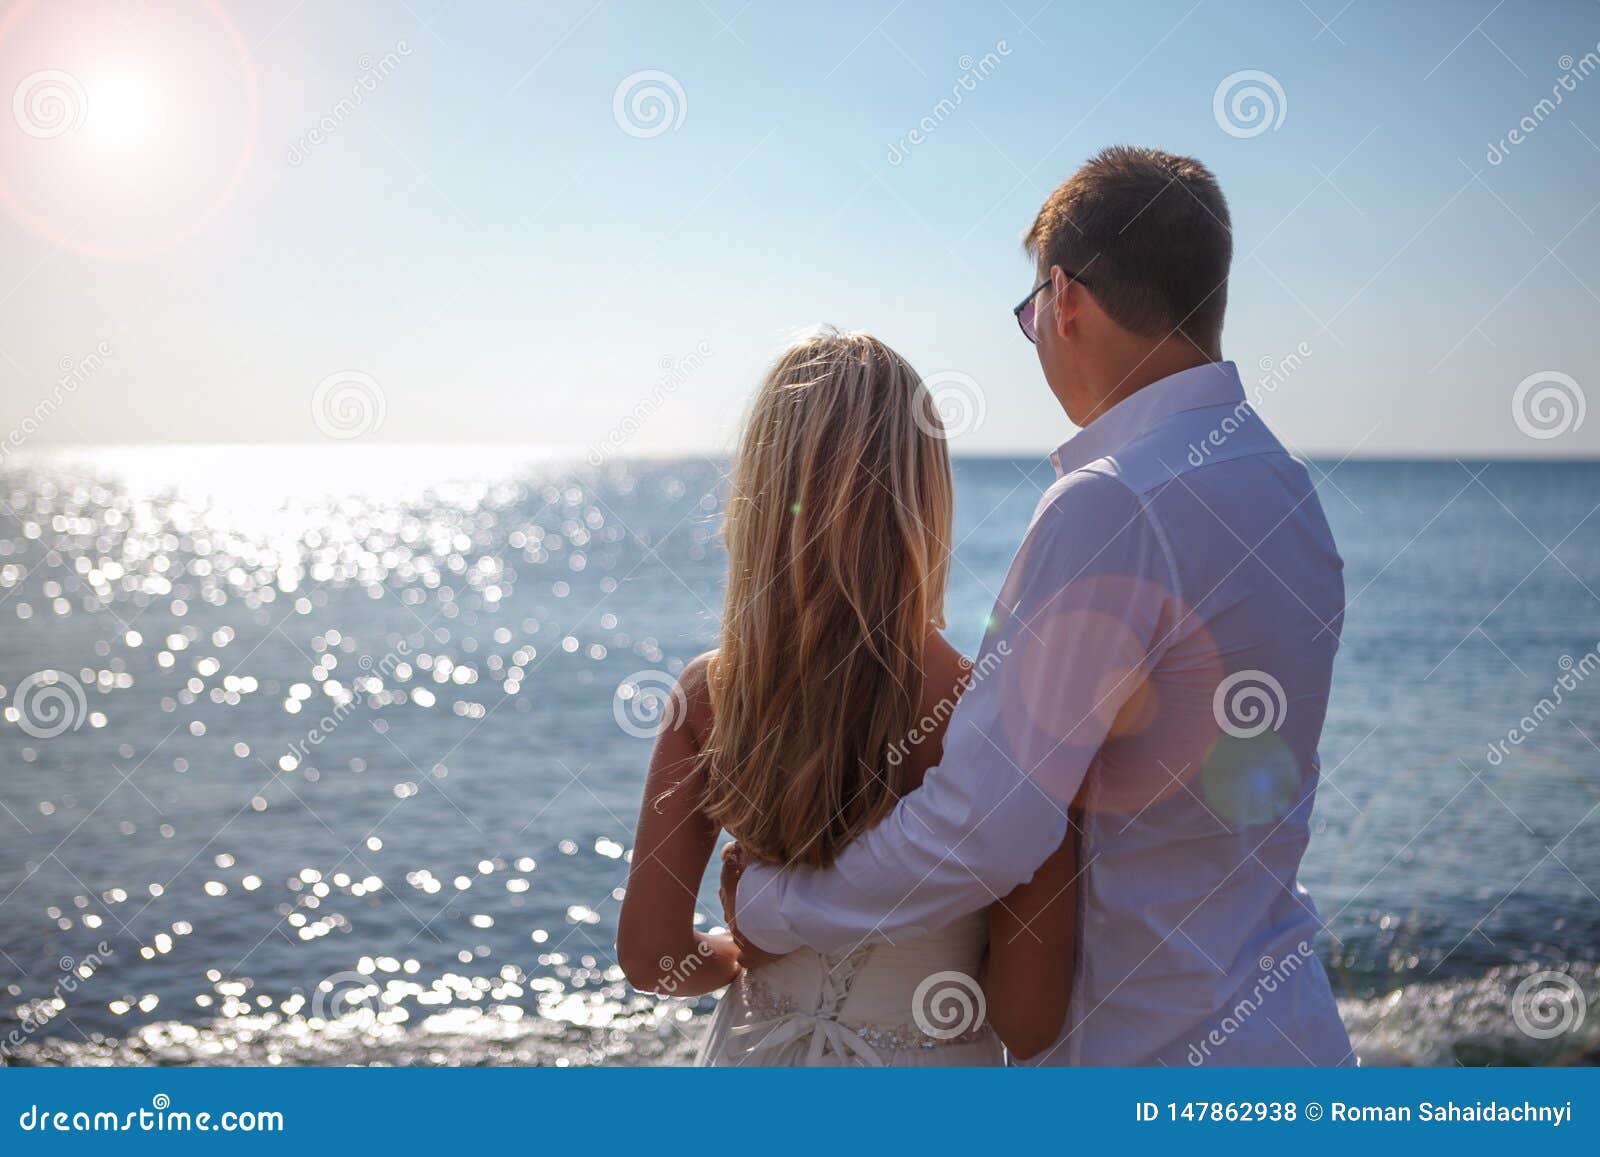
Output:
[718,842,782,971]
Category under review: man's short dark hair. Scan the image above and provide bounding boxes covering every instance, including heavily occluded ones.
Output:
[1025,146,1232,350]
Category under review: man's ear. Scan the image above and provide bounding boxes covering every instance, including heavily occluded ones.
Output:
[1048,264,1079,340]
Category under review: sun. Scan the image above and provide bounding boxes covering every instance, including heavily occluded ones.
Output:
[85,66,160,150]
[0,0,260,260]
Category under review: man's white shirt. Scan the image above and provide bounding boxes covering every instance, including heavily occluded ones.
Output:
[735,360,1355,1066]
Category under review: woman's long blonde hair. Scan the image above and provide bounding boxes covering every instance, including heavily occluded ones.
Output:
[699,329,953,869]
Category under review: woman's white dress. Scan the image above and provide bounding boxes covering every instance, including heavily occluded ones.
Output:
[696,910,1004,1066]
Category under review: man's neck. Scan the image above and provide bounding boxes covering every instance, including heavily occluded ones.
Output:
[1088,341,1220,419]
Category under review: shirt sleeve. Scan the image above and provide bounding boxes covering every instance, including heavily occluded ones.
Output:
[735,468,1177,954]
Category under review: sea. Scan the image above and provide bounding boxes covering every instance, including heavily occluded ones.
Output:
[0,447,1596,1067]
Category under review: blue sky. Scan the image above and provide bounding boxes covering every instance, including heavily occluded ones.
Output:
[2,0,1598,455]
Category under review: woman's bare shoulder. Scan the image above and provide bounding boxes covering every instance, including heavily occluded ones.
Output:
[673,650,718,740]
[920,632,975,717]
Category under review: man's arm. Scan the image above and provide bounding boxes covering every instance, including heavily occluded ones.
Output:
[734,469,1176,955]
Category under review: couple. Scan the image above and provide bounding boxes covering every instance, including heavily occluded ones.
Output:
[618,146,1353,1067]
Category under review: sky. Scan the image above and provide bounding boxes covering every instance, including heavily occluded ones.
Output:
[1,0,1598,457]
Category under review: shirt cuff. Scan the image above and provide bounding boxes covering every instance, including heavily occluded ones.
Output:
[734,861,805,955]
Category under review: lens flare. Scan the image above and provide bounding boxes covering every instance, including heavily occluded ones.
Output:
[0,0,259,260]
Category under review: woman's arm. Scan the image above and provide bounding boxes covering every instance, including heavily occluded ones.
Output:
[982,829,1078,1061]
[616,654,742,997]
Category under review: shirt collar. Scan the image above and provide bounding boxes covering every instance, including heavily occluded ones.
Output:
[1049,360,1246,477]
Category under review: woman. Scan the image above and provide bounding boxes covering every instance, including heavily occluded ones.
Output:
[617,329,1076,1065]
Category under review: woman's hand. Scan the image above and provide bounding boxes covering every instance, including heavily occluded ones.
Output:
[717,841,745,923]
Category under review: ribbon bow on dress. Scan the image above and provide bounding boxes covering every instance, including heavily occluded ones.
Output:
[728,952,884,1066]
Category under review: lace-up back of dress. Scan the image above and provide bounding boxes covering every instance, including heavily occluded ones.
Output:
[720,910,994,1064]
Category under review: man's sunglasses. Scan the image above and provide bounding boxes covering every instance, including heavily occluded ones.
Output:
[1013,269,1093,343]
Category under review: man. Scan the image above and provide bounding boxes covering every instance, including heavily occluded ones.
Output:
[726,146,1353,1066]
